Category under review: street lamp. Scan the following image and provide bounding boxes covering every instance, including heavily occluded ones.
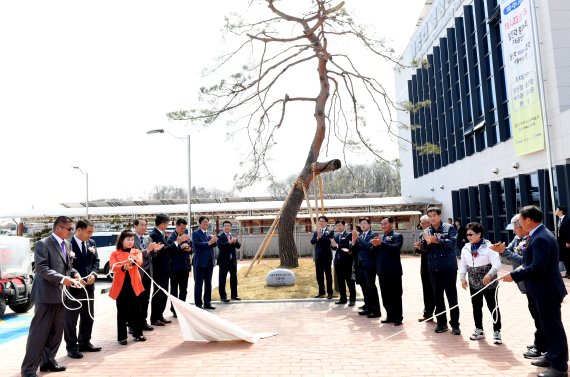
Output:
[146,129,192,226]
[72,166,89,218]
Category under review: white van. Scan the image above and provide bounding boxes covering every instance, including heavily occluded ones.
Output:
[90,231,120,275]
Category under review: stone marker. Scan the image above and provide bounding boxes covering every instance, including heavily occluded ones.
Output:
[266,268,296,286]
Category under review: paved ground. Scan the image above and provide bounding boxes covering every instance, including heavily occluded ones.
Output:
[2,256,569,377]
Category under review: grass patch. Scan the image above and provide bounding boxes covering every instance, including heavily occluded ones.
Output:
[212,257,325,300]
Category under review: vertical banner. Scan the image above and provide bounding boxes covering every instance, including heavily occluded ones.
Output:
[501,0,545,156]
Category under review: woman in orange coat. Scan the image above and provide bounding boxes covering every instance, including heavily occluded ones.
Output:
[109,230,146,344]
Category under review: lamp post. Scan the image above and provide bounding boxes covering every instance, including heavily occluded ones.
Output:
[147,129,192,226]
[72,166,89,218]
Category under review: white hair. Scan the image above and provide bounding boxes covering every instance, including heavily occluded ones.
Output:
[420,215,430,223]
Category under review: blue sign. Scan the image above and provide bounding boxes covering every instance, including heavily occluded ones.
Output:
[503,0,523,15]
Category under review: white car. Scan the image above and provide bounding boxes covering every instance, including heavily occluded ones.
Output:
[90,231,120,276]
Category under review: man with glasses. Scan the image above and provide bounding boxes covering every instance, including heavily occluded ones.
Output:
[192,216,217,309]
[415,215,435,322]
[21,216,80,377]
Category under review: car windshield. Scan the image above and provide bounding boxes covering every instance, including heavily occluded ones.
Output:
[91,234,118,248]
[0,236,32,278]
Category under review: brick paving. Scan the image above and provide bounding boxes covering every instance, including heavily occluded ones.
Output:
[2,256,569,377]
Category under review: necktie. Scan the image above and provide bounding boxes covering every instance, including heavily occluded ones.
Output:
[81,241,87,255]
[140,236,145,249]
[60,241,67,259]
[227,233,231,241]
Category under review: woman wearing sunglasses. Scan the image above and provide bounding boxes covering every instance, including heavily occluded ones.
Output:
[459,222,502,345]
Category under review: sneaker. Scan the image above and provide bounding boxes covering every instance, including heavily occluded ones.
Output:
[493,331,502,344]
[523,347,544,359]
[451,327,462,335]
[470,328,485,340]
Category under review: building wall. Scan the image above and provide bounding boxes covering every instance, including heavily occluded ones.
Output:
[395,0,570,237]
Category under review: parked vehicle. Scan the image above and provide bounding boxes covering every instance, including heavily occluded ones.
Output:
[90,231,120,276]
[0,236,34,317]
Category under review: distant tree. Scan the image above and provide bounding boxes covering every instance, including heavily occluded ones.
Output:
[146,185,234,200]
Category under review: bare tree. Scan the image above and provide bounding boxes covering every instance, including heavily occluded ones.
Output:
[168,1,412,267]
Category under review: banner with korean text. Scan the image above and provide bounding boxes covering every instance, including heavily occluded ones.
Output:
[500,0,544,156]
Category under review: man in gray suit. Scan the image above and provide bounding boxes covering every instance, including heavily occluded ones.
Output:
[21,216,80,377]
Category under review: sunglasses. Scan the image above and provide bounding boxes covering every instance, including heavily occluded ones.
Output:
[58,225,74,232]
[466,233,477,236]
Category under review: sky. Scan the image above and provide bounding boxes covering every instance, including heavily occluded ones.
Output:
[0,0,427,214]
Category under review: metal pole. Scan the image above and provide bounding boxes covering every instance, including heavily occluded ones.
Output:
[187,134,192,227]
[530,0,557,228]
[86,172,89,219]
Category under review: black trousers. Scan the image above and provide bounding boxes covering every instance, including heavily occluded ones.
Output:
[194,261,213,308]
[64,287,95,351]
[364,265,380,315]
[139,269,152,323]
[334,260,355,302]
[534,296,569,372]
[563,247,570,275]
[218,263,238,299]
[469,286,501,331]
[116,282,141,341]
[527,295,546,352]
[430,270,460,328]
[170,270,190,310]
[379,274,403,322]
[420,254,435,318]
[150,271,169,321]
[315,257,333,295]
[21,303,65,377]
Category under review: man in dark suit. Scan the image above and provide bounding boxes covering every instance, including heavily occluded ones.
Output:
[133,218,160,331]
[310,216,334,299]
[372,217,404,326]
[556,206,570,279]
[415,215,435,322]
[351,217,381,318]
[217,221,241,302]
[149,213,189,326]
[331,220,355,306]
[192,216,217,309]
[425,207,460,335]
[63,219,101,359]
[21,216,79,377]
[504,205,568,377]
[169,218,192,317]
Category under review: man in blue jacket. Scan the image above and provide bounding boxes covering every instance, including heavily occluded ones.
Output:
[310,216,334,299]
[217,221,241,302]
[169,218,192,317]
[504,206,568,377]
[192,216,217,310]
[352,217,381,318]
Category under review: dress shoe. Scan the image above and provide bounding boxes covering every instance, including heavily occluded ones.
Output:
[160,317,172,324]
[358,304,367,310]
[451,327,461,335]
[151,319,165,326]
[67,350,84,359]
[327,294,333,299]
[524,347,545,359]
[39,362,67,372]
[394,321,403,326]
[532,358,552,368]
[79,343,101,352]
[434,325,449,333]
[231,297,242,301]
[315,293,325,298]
[118,339,128,345]
[348,301,355,307]
[203,305,216,310]
[418,316,433,322]
[221,298,230,303]
[358,310,370,316]
[335,300,347,305]
[538,368,568,377]
[142,322,154,331]
[24,374,38,377]
[367,312,381,318]
[381,319,394,324]
[133,335,147,342]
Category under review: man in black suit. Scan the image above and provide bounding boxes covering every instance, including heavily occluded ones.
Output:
[352,217,381,318]
[415,215,435,322]
[63,219,101,359]
[21,216,79,377]
[556,206,570,279]
[191,216,217,309]
[310,216,334,299]
[169,218,192,317]
[149,214,189,326]
[331,220,355,306]
[504,205,568,377]
[217,221,241,302]
[372,217,404,326]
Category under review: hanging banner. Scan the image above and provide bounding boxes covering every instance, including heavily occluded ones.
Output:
[500,0,545,156]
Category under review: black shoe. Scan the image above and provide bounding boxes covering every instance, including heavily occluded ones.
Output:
[315,294,325,298]
[358,304,367,310]
[39,362,67,372]
[79,343,101,352]
[142,322,154,331]
[531,358,552,368]
[327,294,333,299]
[367,312,381,318]
[335,300,347,305]
[118,339,128,345]
[221,298,230,303]
[451,327,461,335]
[418,316,433,322]
[358,310,370,316]
[231,297,242,301]
[151,320,165,326]
[348,301,355,307]
[67,350,84,359]
[394,321,403,326]
[435,325,449,333]
[381,319,394,324]
[524,347,544,359]
[160,317,172,324]
[537,368,568,377]
[172,311,177,318]
[133,335,147,342]
[203,305,216,310]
